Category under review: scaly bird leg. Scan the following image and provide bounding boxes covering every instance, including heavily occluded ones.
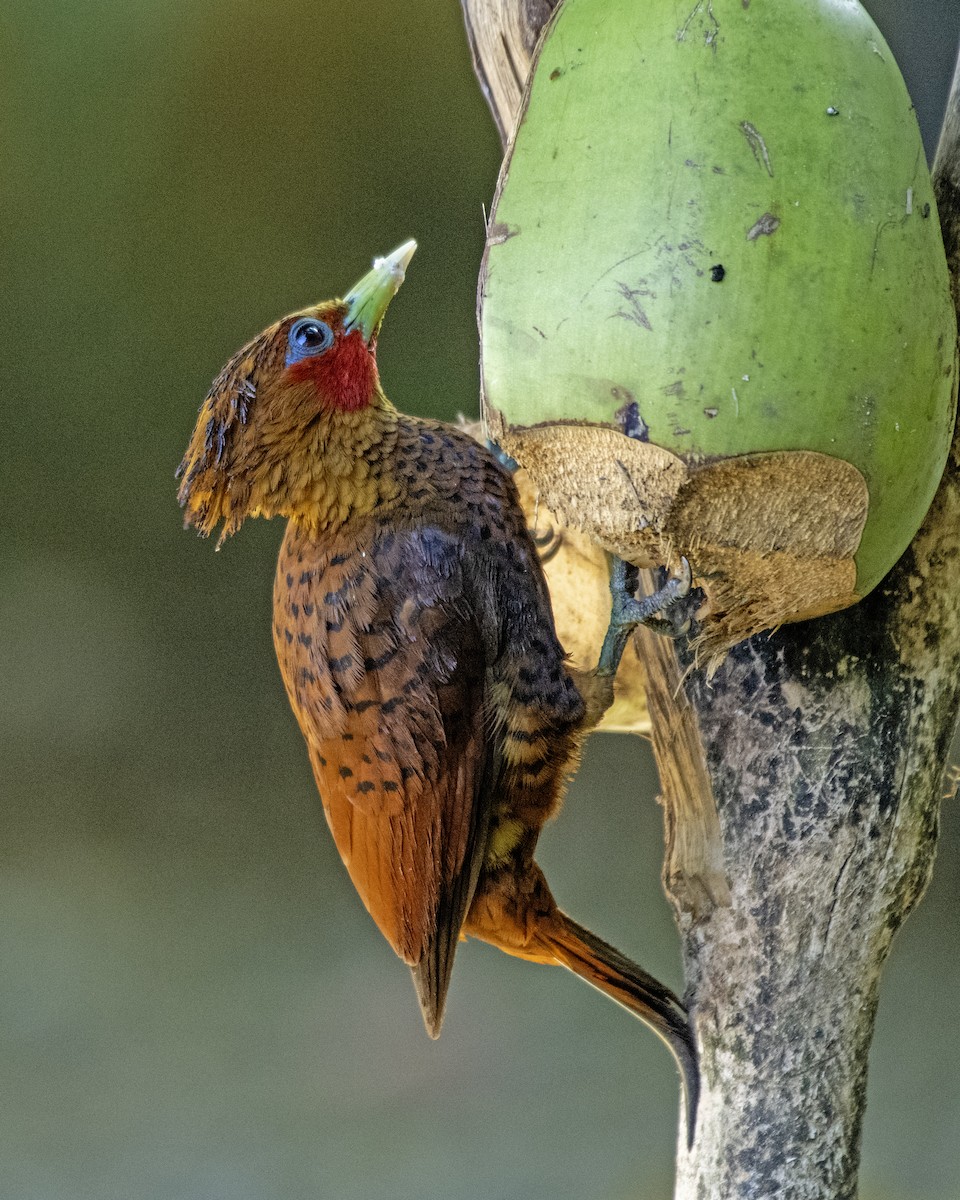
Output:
[596,556,693,678]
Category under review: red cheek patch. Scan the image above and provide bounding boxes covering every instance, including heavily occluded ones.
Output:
[287,330,376,411]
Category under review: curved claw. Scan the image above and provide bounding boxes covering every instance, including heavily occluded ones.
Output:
[653,556,698,639]
[531,526,564,564]
[675,556,692,597]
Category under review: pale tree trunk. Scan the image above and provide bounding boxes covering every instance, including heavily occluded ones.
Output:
[461,3,960,1196]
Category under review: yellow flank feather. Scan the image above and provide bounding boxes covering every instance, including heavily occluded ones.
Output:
[485,817,526,865]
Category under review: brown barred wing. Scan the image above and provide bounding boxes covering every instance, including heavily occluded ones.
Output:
[273,522,494,1035]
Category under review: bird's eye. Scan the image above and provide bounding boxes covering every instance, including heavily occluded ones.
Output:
[286,318,334,365]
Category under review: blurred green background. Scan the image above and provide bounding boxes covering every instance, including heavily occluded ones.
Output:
[2,2,959,1197]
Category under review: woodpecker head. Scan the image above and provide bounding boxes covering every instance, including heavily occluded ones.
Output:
[178,240,416,541]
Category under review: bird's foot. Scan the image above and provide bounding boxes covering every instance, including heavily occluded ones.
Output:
[596,556,694,678]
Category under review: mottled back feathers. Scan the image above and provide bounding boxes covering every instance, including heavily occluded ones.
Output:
[271,419,583,1031]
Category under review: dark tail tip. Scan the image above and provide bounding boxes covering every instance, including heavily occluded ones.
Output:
[410,916,461,1040]
[411,960,446,1040]
[543,911,700,1147]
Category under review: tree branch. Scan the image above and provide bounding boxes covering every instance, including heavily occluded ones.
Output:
[462,2,960,1195]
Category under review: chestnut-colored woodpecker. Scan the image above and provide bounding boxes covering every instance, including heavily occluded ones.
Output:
[178,241,698,1136]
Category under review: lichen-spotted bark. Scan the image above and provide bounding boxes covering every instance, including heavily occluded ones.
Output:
[463,2,960,1195]
[673,587,955,1196]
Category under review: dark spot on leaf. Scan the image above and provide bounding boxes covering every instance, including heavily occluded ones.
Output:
[614,393,650,442]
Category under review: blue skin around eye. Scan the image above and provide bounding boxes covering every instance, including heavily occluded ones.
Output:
[285,319,333,367]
